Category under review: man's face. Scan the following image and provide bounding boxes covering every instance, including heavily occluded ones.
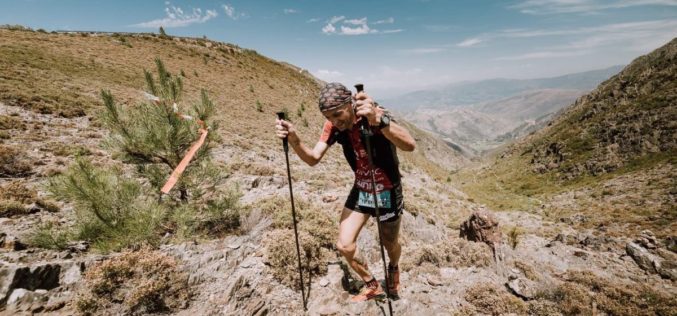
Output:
[322,102,354,131]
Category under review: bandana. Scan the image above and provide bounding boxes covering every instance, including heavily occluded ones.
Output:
[318,82,352,112]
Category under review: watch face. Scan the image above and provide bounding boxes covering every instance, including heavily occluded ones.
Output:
[380,114,390,128]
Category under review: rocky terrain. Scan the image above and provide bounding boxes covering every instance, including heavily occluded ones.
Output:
[0,27,675,315]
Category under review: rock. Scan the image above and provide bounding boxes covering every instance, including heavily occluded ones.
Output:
[319,278,330,287]
[560,214,587,225]
[636,230,658,249]
[0,233,26,251]
[67,241,89,252]
[665,236,677,253]
[5,288,49,312]
[427,276,443,286]
[61,262,84,286]
[506,277,537,300]
[459,210,502,252]
[626,242,661,274]
[0,263,62,306]
[322,195,338,203]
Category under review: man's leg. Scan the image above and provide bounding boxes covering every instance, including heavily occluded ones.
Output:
[380,217,402,266]
[336,207,372,281]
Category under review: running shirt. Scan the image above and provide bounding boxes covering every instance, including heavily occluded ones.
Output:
[319,119,395,194]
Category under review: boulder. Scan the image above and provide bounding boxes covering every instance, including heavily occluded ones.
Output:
[626,242,661,274]
[506,277,537,300]
[459,210,501,252]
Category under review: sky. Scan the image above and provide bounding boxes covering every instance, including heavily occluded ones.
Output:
[1,0,676,97]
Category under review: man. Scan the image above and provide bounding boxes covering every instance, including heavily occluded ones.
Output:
[275,82,416,302]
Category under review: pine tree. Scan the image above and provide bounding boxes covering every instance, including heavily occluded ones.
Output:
[159,26,167,37]
[100,58,223,202]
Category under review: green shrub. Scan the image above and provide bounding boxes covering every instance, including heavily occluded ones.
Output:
[27,221,71,250]
[48,158,165,252]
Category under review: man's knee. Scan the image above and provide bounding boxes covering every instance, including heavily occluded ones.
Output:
[336,240,356,255]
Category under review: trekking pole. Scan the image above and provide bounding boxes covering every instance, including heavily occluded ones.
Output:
[355,84,394,315]
[277,111,307,311]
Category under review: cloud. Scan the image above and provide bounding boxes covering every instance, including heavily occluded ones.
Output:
[509,0,677,15]
[284,9,298,14]
[493,19,677,60]
[314,69,344,82]
[374,17,395,24]
[132,4,218,28]
[222,4,246,20]
[321,16,403,35]
[494,50,591,61]
[307,18,321,23]
[457,37,483,47]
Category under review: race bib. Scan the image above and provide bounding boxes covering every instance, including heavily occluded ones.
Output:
[358,190,391,209]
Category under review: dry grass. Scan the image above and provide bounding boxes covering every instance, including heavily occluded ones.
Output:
[403,238,493,271]
[76,247,190,315]
[535,270,677,316]
[255,195,335,248]
[463,282,528,315]
[0,180,37,203]
[0,144,32,177]
[0,115,26,130]
[264,229,328,290]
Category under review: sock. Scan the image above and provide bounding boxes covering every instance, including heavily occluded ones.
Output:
[365,278,379,288]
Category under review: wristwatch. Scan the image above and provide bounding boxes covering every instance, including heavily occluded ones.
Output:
[378,113,391,130]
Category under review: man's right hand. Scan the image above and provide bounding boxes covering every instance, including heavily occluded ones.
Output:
[275,118,299,144]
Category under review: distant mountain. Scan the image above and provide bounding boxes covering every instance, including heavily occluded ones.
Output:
[384,65,624,111]
[386,66,623,155]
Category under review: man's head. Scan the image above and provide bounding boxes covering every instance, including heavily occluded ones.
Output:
[318,82,355,131]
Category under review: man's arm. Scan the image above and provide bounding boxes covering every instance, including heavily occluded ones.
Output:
[354,92,416,152]
[380,121,416,152]
[276,119,330,166]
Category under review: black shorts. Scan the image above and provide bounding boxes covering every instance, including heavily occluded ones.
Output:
[344,182,404,223]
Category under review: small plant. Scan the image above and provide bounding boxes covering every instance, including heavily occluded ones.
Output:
[159,26,167,37]
[508,226,523,249]
[255,100,263,112]
[27,221,71,250]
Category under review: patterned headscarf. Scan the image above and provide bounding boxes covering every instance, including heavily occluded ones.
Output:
[318,82,352,112]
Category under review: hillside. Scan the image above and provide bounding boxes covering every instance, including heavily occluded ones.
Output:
[0,27,674,315]
[456,38,676,238]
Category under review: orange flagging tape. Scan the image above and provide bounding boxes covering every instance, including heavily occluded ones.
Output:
[160,127,208,194]
[143,93,210,195]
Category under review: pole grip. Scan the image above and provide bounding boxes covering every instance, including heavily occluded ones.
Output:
[276,111,289,151]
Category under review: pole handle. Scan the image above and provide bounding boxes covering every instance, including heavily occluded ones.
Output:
[276,111,289,151]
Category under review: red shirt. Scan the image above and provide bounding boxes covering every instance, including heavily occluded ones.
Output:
[319,120,394,193]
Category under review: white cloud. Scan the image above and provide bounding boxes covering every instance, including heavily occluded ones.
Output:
[307,18,320,23]
[457,37,483,47]
[222,4,246,20]
[321,16,403,35]
[510,0,677,15]
[133,4,217,28]
[344,17,367,25]
[314,69,344,82]
[284,9,298,14]
[322,23,336,34]
[329,16,346,24]
[374,17,395,24]
[494,50,591,61]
